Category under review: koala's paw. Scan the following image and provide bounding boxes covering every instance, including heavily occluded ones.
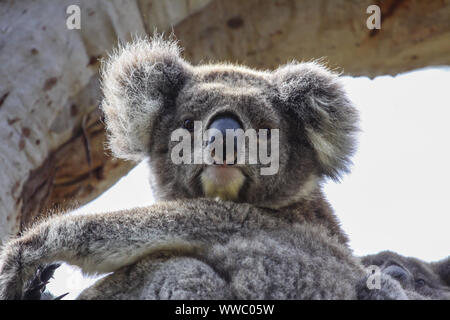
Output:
[23,263,67,300]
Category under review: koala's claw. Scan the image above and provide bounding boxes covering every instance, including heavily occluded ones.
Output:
[23,263,63,300]
[53,292,69,300]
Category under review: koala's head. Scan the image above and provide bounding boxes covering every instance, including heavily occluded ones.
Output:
[101,37,359,208]
[362,251,450,299]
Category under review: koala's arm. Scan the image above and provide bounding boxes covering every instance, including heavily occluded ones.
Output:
[0,199,266,299]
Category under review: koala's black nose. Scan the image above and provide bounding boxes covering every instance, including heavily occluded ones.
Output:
[207,115,242,164]
[208,116,242,136]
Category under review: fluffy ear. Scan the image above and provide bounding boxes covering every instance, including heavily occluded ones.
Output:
[272,62,359,180]
[432,256,450,286]
[101,36,191,160]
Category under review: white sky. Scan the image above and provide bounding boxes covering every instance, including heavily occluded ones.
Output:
[47,66,450,299]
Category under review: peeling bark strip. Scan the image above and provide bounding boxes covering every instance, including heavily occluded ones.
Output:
[42,77,58,91]
[19,155,56,229]
[0,92,9,109]
[18,113,105,229]
[227,16,244,29]
[17,118,131,230]
[22,127,31,137]
[20,112,134,231]
[7,118,20,125]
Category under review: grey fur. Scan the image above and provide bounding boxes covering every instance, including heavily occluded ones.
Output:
[360,251,450,299]
[0,36,408,300]
[0,199,403,300]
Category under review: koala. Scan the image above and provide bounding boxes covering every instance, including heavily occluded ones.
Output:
[0,36,407,300]
[359,251,450,299]
[21,263,67,300]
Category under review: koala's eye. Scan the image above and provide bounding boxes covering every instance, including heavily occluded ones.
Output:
[183,119,195,132]
[415,278,426,288]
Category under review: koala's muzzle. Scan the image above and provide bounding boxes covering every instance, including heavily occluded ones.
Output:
[202,115,246,201]
[207,115,242,164]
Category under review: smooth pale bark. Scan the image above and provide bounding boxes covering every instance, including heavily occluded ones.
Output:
[175,0,450,77]
[0,0,145,242]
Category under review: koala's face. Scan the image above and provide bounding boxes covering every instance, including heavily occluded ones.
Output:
[101,38,359,208]
[362,251,450,299]
[146,68,317,207]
